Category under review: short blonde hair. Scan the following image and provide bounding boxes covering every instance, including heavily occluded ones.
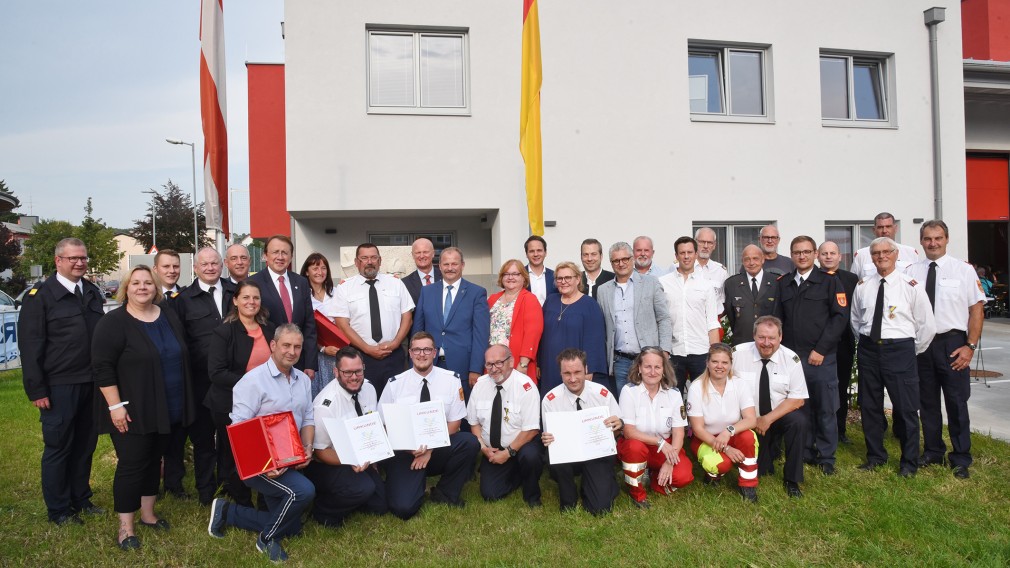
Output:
[496,260,530,289]
[554,261,584,293]
[117,265,164,305]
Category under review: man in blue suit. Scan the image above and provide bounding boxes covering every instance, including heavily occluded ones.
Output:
[248,235,318,377]
[412,246,490,399]
[524,235,556,306]
[402,237,442,306]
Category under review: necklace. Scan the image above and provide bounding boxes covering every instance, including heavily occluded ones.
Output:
[557,297,576,321]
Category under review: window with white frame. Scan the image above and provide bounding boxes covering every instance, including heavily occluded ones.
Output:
[367,29,469,115]
[692,223,769,274]
[688,43,770,121]
[819,51,893,125]
[824,222,876,270]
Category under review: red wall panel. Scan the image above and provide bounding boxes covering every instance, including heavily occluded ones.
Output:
[247,63,289,238]
[962,0,1010,61]
[967,155,1010,221]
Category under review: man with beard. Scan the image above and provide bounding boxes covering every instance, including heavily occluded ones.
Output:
[850,212,919,279]
[333,243,414,398]
[632,236,668,277]
[304,346,387,526]
[759,225,794,276]
[694,227,729,307]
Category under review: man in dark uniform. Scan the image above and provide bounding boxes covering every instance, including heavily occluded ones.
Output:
[774,236,848,475]
[725,244,778,346]
[818,241,859,444]
[169,247,236,504]
[19,238,106,524]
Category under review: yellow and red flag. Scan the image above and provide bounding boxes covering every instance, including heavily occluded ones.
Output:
[520,0,543,235]
[201,0,228,235]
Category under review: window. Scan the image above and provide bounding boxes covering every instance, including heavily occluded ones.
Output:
[367,29,469,115]
[688,43,771,122]
[369,232,455,263]
[692,222,769,274]
[819,51,893,126]
[824,222,876,270]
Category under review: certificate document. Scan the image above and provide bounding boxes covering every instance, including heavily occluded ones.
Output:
[382,401,451,450]
[322,414,394,467]
[544,406,617,465]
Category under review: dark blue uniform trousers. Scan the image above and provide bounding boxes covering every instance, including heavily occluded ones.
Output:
[757,409,808,484]
[227,469,315,542]
[40,383,98,521]
[800,352,839,466]
[479,437,543,503]
[858,337,920,471]
[384,431,479,519]
[918,331,972,468]
[547,455,618,515]
[304,461,386,526]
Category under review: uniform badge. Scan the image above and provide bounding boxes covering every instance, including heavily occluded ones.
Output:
[388,376,397,383]
[909,280,918,287]
[600,388,609,397]
[170,291,179,298]
[836,293,847,307]
[977,280,984,293]
[322,399,331,407]
[458,387,465,401]
[680,405,686,419]
[888,306,897,319]
[686,402,692,412]
[792,354,800,363]
[504,407,511,423]
[522,382,532,392]
[28,288,37,296]
[666,417,673,428]
[546,392,556,401]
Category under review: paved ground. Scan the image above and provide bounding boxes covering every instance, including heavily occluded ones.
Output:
[963,317,1010,441]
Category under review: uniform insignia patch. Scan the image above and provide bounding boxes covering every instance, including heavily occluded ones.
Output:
[600,388,609,397]
[977,280,984,293]
[546,392,555,401]
[792,354,800,363]
[522,382,532,392]
[322,399,331,407]
[29,288,37,296]
[836,293,847,307]
[909,280,917,287]
[857,280,865,285]
[388,376,397,383]
[458,387,464,401]
[686,402,692,412]
[666,417,673,428]
[171,292,179,298]
[680,405,686,419]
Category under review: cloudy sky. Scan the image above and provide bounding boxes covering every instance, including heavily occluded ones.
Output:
[0,1,285,234]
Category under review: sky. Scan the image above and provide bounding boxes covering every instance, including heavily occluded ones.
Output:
[0,1,285,234]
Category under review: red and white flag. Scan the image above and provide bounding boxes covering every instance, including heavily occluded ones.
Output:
[200,0,228,234]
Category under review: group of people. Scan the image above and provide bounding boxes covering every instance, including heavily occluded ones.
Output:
[20,211,984,561]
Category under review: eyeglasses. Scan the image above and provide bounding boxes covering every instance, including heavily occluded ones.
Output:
[610,257,633,265]
[58,256,89,264]
[338,369,365,378]
[409,347,435,355]
[870,249,896,257]
[485,356,512,369]
[555,275,577,283]
[502,272,522,278]
[790,250,815,257]
[357,255,380,262]
[760,236,780,241]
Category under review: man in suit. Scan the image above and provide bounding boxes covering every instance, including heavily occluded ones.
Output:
[402,237,441,306]
[19,238,105,525]
[818,240,858,445]
[154,249,184,295]
[248,235,318,377]
[169,247,236,503]
[725,244,778,346]
[597,241,672,396]
[224,244,251,284]
[524,235,556,305]
[412,246,490,399]
[580,238,614,298]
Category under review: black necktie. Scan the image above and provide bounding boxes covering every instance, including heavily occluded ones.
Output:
[870,279,886,342]
[74,285,83,304]
[366,280,382,343]
[208,286,219,316]
[490,385,503,449]
[926,261,937,312]
[420,378,431,403]
[751,277,758,297]
[351,393,363,417]
[576,397,583,411]
[759,359,772,415]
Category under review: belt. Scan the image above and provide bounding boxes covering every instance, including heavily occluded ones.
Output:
[859,335,914,346]
[614,350,639,360]
[935,329,966,339]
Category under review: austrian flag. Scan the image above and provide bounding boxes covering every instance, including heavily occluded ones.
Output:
[200,0,228,234]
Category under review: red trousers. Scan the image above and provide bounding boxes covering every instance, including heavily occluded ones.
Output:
[689,429,759,488]
[618,437,694,503]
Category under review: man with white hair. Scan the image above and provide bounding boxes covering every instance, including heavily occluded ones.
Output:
[850,212,919,279]
[694,227,729,307]
[632,236,668,277]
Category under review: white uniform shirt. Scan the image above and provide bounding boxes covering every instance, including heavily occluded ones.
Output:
[658,270,721,356]
[850,270,937,355]
[695,259,729,307]
[732,342,808,416]
[542,381,621,418]
[56,272,83,296]
[466,370,540,448]
[379,366,467,423]
[686,377,754,436]
[904,255,985,334]
[618,383,687,439]
[332,273,414,345]
[851,243,918,279]
[527,266,548,305]
[312,380,378,450]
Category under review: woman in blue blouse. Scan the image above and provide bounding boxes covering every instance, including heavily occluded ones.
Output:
[538,261,607,394]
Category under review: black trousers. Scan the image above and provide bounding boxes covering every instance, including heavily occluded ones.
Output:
[212,410,252,506]
[547,455,619,515]
[800,352,839,466]
[758,410,808,484]
[164,403,217,502]
[918,331,973,468]
[362,349,406,400]
[384,431,480,520]
[304,462,386,526]
[836,337,855,435]
[40,383,97,520]
[479,437,543,502]
[858,337,920,471]
[110,430,170,513]
[671,353,707,398]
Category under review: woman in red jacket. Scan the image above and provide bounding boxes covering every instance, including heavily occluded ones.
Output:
[487,259,544,382]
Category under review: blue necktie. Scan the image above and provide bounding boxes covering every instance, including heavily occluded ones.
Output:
[443,284,454,323]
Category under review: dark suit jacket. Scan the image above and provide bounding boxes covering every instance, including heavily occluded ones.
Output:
[526,266,557,298]
[403,266,442,306]
[92,305,194,435]
[581,269,615,298]
[412,278,490,391]
[825,268,858,352]
[724,270,779,345]
[248,269,318,372]
[170,279,236,392]
[774,268,848,356]
[206,320,277,414]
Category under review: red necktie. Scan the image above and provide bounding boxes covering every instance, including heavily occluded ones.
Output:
[278,275,294,322]
[424,274,432,285]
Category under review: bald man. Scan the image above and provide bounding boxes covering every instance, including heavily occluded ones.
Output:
[402,238,441,306]
[725,244,779,346]
[759,225,794,276]
[818,241,858,444]
[224,244,251,284]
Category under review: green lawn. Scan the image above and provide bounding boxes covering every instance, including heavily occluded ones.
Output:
[1,369,1008,567]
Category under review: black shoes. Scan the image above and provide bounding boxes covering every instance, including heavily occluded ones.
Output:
[820,463,836,476]
[525,497,543,509]
[630,498,650,510]
[139,518,170,531]
[164,487,191,500]
[702,475,721,487]
[208,498,228,538]
[953,466,970,479]
[784,481,803,498]
[918,456,945,468]
[117,535,140,551]
[75,503,105,516]
[858,462,884,471]
[52,513,84,526]
[738,486,758,503]
[898,467,916,478]
[429,487,465,509]
[839,434,852,445]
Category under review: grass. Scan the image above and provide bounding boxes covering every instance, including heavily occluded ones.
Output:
[1,369,1009,567]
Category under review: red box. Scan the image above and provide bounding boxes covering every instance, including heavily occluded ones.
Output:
[315,311,350,348]
[227,411,308,480]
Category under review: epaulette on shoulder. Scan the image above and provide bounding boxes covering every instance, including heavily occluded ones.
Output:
[170,291,180,298]
[776,274,786,281]
[792,354,800,363]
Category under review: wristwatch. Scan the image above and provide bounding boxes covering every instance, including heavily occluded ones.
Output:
[726,425,736,436]
[968,343,978,351]
[507,445,517,458]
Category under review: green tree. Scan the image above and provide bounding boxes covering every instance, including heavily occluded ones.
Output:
[132,180,211,253]
[19,219,75,276]
[0,179,23,224]
[75,197,123,276]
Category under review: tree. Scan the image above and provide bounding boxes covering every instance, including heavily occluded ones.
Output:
[20,219,75,276]
[0,224,22,274]
[0,179,23,224]
[76,197,123,276]
[131,180,212,253]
